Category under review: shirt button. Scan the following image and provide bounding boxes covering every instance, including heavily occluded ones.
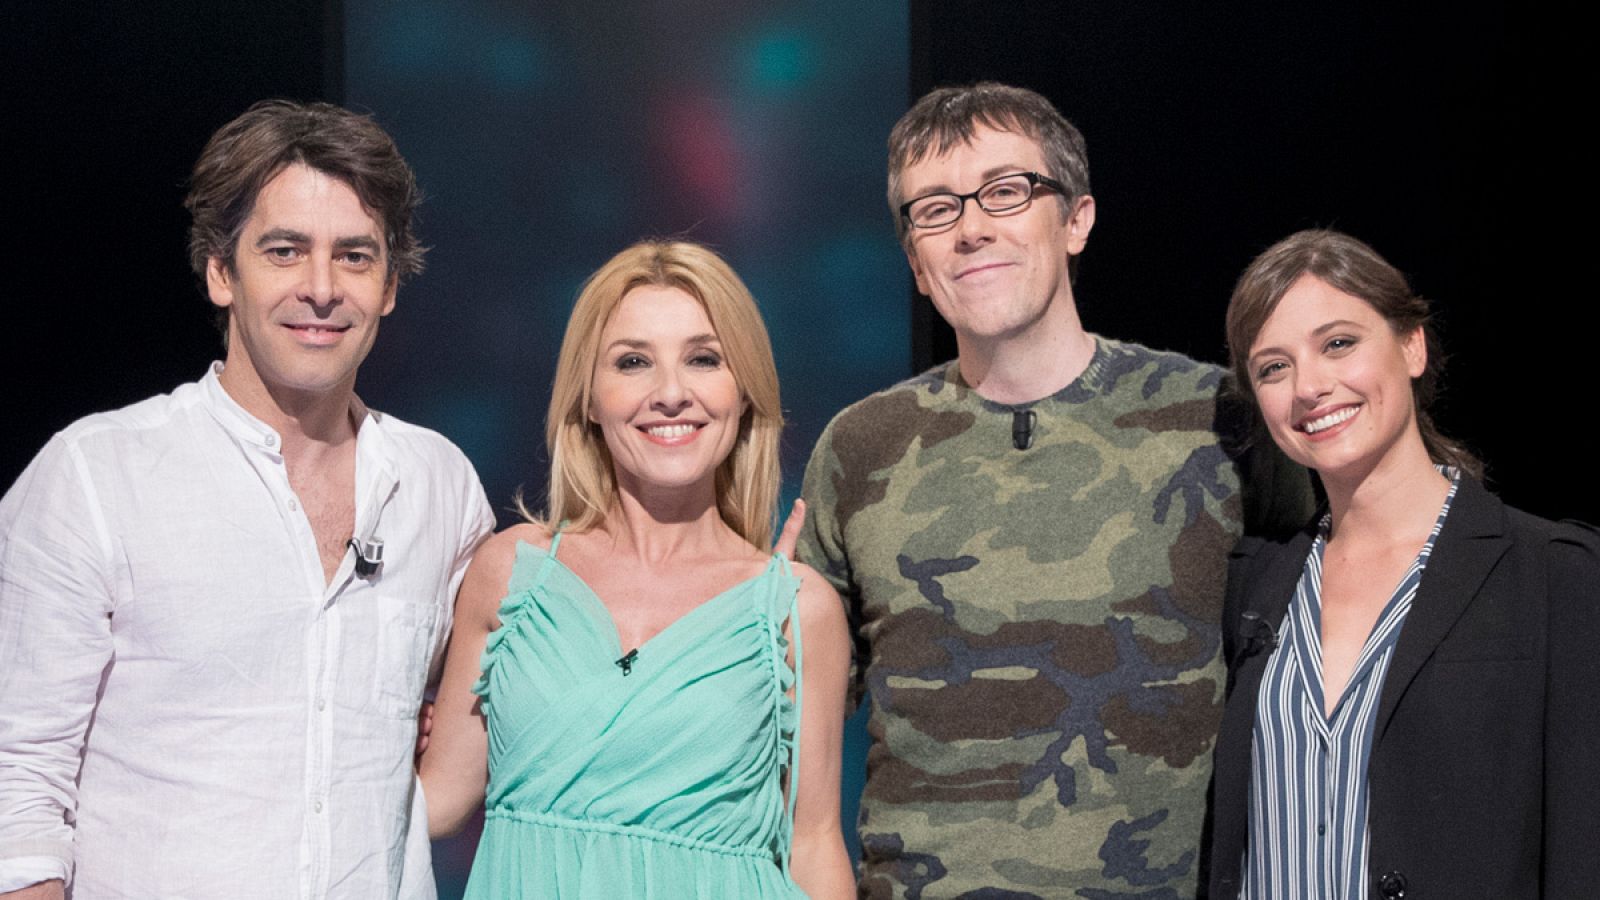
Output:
[264,433,277,448]
[313,800,324,814]
[287,498,298,512]
[316,698,326,711]
[1318,823,1326,836]
[1378,870,1408,898]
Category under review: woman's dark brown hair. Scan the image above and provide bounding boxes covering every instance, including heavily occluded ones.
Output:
[1226,229,1481,478]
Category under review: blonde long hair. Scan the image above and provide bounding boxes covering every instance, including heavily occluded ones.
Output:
[524,240,783,549]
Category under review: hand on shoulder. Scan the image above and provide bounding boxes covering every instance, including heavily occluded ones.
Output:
[773,498,806,561]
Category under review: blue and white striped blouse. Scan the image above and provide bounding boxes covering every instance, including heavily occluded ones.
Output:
[1241,472,1460,900]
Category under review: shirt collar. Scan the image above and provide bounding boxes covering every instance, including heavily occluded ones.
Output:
[945,336,1114,412]
[200,362,282,452]
[198,362,390,470]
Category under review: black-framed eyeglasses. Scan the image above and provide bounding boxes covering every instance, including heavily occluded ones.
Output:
[899,171,1068,230]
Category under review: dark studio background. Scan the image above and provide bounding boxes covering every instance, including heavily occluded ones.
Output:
[3,1,1591,895]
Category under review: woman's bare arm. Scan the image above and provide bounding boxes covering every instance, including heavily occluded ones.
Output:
[787,563,855,899]
[417,528,531,839]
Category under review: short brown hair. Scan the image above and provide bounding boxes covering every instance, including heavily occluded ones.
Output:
[184,99,425,287]
[1226,229,1481,478]
[887,82,1090,250]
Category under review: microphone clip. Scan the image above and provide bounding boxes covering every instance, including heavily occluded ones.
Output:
[1239,611,1279,658]
[1012,409,1037,451]
[349,537,385,578]
[615,648,639,676]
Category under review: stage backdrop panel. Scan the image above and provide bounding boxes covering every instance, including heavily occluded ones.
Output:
[343,1,909,891]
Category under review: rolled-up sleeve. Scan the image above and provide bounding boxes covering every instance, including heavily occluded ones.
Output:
[0,436,117,885]
[426,449,495,681]
[449,472,495,613]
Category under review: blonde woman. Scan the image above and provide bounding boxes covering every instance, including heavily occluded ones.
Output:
[421,241,853,898]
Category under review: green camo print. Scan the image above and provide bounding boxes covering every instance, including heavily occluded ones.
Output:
[800,337,1312,899]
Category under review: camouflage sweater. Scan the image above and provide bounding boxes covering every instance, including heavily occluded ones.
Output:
[799,337,1311,900]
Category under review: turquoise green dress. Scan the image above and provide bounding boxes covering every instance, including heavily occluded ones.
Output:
[464,535,808,898]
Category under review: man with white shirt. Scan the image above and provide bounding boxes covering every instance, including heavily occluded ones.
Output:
[0,100,494,899]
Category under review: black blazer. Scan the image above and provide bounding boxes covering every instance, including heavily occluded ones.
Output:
[1208,477,1600,900]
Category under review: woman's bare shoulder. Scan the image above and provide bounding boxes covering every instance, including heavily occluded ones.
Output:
[458,522,556,625]
[790,561,846,630]
[789,560,836,593]
[474,522,554,568]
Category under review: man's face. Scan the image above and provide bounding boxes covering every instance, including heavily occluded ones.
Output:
[900,126,1094,346]
[207,163,395,405]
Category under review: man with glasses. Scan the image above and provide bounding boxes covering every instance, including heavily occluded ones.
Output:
[0,101,493,899]
[798,82,1309,897]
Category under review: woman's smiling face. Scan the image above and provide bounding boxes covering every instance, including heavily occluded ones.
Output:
[589,285,746,499]
[1247,274,1427,485]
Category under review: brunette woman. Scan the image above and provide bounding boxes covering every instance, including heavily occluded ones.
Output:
[1209,230,1598,900]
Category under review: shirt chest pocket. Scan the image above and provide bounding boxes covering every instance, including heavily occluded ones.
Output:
[338,585,443,719]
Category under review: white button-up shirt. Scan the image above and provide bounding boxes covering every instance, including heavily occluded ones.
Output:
[0,365,495,898]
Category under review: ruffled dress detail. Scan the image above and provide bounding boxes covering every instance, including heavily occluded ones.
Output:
[465,534,806,898]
